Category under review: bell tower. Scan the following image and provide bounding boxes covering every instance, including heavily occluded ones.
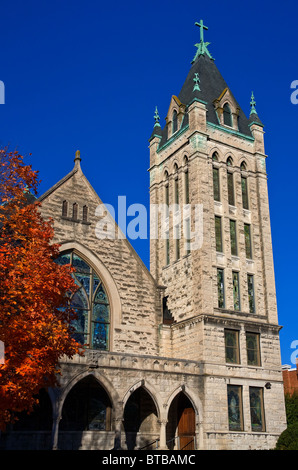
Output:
[149,20,281,361]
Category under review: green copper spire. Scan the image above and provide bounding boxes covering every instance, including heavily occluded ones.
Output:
[192,19,214,63]
[154,106,161,127]
[250,92,257,115]
[193,73,201,91]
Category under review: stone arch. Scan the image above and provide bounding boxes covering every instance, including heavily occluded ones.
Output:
[122,379,162,420]
[122,380,161,450]
[59,369,120,419]
[164,384,202,418]
[59,241,122,337]
[164,385,203,450]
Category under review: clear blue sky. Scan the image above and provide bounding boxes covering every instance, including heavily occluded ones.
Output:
[0,0,297,366]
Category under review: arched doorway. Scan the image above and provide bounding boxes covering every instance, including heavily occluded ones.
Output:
[60,375,112,431]
[167,392,196,450]
[59,375,112,449]
[123,387,159,450]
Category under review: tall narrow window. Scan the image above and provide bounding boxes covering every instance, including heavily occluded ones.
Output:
[72,203,78,220]
[241,176,249,210]
[62,200,68,217]
[55,251,110,350]
[215,216,223,252]
[227,172,235,206]
[247,274,255,313]
[213,167,220,201]
[223,103,232,127]
[83,205,88,222]
[184,168,189,204]
[227,385,243,431]
[230,220,237,256]
[175,224,180,261]
[164,172,169,218]
[172,110,178,133]
[185,217,191,256]
[174,176,179,205]
[165,231,170,266]
[244,224,252,259]
[246,332,261,366]
[249,387,265,432]
[225,329,240,364]
[232,271,240,311]
[217,268,225,308]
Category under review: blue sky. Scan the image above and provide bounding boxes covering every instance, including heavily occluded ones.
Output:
[0,0,297,366]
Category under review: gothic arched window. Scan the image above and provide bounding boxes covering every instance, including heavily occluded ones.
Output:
[223,103,232,127]
[56,251,110,350]
[172,110,178,133]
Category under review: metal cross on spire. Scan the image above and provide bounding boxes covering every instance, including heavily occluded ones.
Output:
[196,19,208,43]
[191,19,214,63]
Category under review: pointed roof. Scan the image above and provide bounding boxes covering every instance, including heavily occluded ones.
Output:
[155,22,260,149]
[177,54,252,136]
[248,91,264,128]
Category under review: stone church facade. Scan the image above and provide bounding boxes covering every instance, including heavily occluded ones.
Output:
[2,23,287,450]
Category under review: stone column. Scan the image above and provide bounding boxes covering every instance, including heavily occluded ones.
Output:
[158,419,168,450]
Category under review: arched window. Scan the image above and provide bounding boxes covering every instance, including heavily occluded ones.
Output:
[240,161,249,210]
[212,153,220,202]
[183,157,189,204]
[240,161,247,171]
[227,156,233,166]
[62,200,68,217]
[172,110,178,133]
[56,251,110,350]
[223,103,232,127]
[83,205,88,222]
[72,202,78,220]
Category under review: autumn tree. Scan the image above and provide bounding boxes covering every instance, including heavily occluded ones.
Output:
[0,149,81,430]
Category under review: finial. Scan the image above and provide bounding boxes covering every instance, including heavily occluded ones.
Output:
[193,73,201,91]
[154,106,161,127]
[74,149,81,168]
[192,19,214,63]
[250,92,257,115]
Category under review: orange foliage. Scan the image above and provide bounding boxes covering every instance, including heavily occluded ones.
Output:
[0,149,82,430]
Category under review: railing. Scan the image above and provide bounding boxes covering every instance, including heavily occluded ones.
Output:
[137,435,196,450]
[138,438,160,450]
[166,435,195,450]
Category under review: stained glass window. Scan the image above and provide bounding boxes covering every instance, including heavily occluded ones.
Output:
[247,274,255,313]
[215,216,223,252]
[217,268,225,308]
[223,104,232,127]
[227,172,235,206]
[225,330,240,364]
[230,220,237,256]
[213,167,220,201]
[249,387,265,432]
[246,332,261,366]
[233,271,240,311]
[227,385,243,431]
[55,251,110,350]
[244,224,252,259]
[241,177,249,210]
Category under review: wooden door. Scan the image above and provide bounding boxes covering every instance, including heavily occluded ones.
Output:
[177,397,195,450]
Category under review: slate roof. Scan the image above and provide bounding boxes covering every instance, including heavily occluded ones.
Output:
[151,52,263,148]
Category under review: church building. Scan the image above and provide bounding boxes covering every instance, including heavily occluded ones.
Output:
[3,21,287,450]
